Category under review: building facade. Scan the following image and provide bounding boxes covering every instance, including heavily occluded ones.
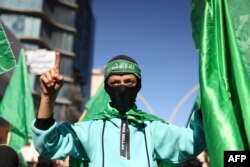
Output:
[0,0,94,123]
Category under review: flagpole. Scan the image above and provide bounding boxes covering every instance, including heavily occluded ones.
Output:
[6,125,11,145]
[78,109,88,122]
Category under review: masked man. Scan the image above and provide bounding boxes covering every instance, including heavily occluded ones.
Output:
[32,54,206,167]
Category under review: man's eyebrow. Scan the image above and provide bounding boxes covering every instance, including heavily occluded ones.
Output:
[124,79,135,81]
[109,79,120,82]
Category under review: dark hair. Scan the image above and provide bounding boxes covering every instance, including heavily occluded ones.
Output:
[0,145,19,167]
[178,158,202,167]
[37,156,55,167]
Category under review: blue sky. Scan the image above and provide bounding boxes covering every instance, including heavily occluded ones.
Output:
[92,0,199,126]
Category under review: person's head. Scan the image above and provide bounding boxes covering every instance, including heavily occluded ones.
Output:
[104,55,141,114]
[0,145,19,167]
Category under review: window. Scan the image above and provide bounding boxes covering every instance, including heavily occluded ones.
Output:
[41,24,74,52]
[0,0,43,10]
[61,56,73,77]
[44,4,76,27]
[0,14,41,37]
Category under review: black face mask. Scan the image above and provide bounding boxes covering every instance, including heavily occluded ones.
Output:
[105,82,141,114]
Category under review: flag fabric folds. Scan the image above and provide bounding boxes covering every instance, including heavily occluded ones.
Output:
[0,23,16,74]
[80,82,110,121]
[191,0,250,166]
[0,49,35,153]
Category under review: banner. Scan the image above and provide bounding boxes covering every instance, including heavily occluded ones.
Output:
[191,0,250,166]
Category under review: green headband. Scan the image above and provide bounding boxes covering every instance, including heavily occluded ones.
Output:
[104,59,141,79]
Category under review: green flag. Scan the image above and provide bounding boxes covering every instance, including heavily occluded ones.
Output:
[0,23,16,74]
[81,82,110,121]
[0,49,35,153]
[191,0,250,166]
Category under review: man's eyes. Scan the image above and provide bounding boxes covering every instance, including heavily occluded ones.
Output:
[110,81,120,86]
[109,80,136,87]
[124,81,135,86]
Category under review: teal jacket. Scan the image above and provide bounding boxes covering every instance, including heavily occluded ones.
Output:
[32,109,205,167]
